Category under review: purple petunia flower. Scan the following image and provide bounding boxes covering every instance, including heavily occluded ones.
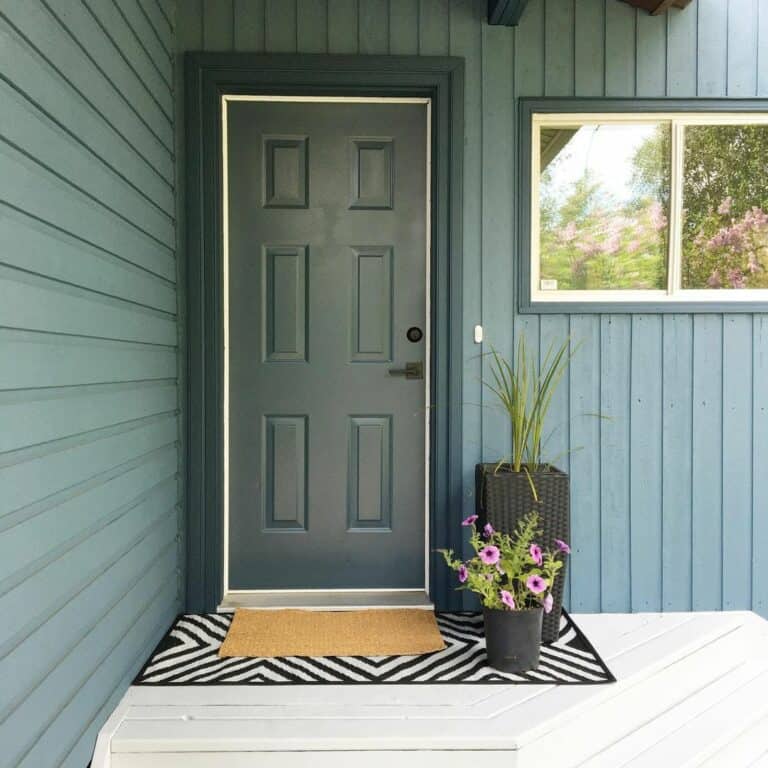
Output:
[500,590,516,610]
[479,545,500,565]
[462,514,478,527]
[483,523,494,538]
[542,593,554,614]
[527,574,547,594]
[554,538,571,555]
[529,544,543,566]
[458,564,468,583]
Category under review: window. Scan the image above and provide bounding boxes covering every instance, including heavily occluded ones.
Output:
[523,102,768,310]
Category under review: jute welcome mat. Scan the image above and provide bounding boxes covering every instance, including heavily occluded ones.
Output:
[218,608,446,658]
[135,611,615,685]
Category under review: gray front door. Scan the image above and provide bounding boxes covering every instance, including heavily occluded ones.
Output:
[226,99,428,591]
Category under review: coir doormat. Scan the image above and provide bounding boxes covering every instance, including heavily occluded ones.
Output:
[135,611,615,685]
[218,608,446,658]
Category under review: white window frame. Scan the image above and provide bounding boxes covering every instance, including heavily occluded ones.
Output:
[530,111,768,306]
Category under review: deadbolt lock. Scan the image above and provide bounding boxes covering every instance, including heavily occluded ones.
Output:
[388,361,424,380]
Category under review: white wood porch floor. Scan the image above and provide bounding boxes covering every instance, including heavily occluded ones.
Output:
[92,611,768,767]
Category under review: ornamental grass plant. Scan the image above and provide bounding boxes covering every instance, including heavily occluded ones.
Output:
[485,335,574,476]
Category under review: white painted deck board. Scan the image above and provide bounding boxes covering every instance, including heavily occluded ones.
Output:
[110,752,509,768]
[699,713,768,767]
[580,660,764,767]
[93,612,768,768]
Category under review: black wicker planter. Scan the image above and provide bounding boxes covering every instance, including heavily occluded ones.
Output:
[475,463,570,644]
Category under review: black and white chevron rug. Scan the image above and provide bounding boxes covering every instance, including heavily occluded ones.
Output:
[135,612,614,685]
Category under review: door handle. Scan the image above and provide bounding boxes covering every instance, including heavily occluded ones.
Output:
[388,361,424,380]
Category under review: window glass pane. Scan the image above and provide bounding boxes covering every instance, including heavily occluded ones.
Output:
[682,125,768,289]
[539,122,670,291]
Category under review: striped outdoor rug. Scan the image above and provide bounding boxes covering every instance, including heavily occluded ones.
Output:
[135,611,615,685]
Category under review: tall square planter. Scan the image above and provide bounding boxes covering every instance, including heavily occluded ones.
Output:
[475,464,570,644]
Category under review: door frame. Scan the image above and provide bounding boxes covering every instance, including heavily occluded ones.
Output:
[185,53,464,613]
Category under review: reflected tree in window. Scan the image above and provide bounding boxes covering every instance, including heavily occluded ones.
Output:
[539,123,669,291]
[681,125,768,289]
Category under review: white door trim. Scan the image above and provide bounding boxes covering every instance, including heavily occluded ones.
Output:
[220,95,433,608]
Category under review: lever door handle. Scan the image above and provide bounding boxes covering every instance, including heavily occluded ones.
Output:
[388,361,424,380]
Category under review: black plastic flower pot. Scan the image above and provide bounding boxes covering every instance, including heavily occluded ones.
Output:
[483,607,543,673]
[476,463,570,644]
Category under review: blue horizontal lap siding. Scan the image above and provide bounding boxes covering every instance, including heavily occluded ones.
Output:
[0,0,180,766]
[178,0,768,620]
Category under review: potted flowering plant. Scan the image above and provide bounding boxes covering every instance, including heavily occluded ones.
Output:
[440,511,569,673]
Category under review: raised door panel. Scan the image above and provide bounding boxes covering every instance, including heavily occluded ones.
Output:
[263,415,308,531]
[347,416,392,530]
[349,138,393,209]
[263,136,308,208]
[350,246,393,362]
[262,245,308,362]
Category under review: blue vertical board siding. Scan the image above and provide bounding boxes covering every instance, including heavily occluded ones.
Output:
[760,0,768,97]
[514,0,545,97]
[636,11,667,96]
[170,0,768,656]
[755,3,768,618]
[234,0,265,51]
[359,0,390,54]
[604,0,636,97]
[666,0,697,96]
[539,315,570,473]
[574,0,605,98]
[328,0,359,53]
[722,316,754,609]
[544,0,574,97]
[266,0,297,53]
[691,316,724,609]
[447,1,481,558]
[599,316,632,611]
[569,316,600,612]
[629,316,663,611]
[661,316,693,611]
[541,0,574,607]
[480,22,514,465]
[512,0,542,365]
[727,0,759,97]
[697,0,728,96]
[202,0,233,50]
[0,1,180,767]
[754,316,768,616]
[572,0,608,613]
[297,0,326,53]
[389,0,419,55]
[419,0,449,55]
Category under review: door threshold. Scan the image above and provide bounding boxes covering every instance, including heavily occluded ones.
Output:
[218,589,434,612]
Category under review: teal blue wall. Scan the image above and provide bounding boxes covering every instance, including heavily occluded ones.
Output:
[176,0,768,618]
[0,1,182,766]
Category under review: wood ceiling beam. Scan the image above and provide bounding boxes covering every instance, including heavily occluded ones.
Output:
[487,0,693,27]
[618,0,694,14]
[487,0,530,27]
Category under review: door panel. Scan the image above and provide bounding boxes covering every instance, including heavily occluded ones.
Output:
[226,100,428,590]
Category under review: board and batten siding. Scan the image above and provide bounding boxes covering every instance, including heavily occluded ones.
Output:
[0,1,181,766]
[176,0,768,619]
